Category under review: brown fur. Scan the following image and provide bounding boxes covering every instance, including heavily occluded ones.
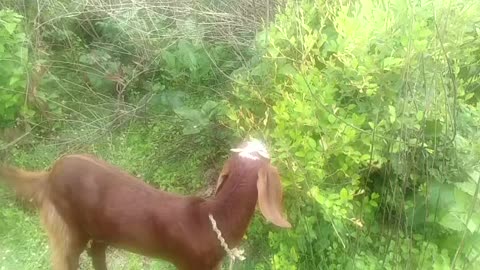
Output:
[0,145,290,270]
[0,165,48,205]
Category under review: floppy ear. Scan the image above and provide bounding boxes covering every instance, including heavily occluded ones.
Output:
[257,165,291,228]
[215,163,229,195]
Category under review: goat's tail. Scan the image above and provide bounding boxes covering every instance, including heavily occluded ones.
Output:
[0,165,49,207]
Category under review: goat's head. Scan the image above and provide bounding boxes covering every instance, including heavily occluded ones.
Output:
[215,139,291,228]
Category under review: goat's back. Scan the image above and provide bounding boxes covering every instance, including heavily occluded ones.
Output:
[46,155,190,252]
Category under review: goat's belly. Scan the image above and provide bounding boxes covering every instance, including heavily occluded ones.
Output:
[107,240,172,259]
[94,235,189,266]
[78,202,179,257]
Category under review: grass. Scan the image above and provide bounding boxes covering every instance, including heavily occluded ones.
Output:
[0,195,50,270]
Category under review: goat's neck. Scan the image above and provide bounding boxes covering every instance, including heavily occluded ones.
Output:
[208,175,258,248]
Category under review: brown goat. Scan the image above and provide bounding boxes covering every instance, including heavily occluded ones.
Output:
[0,141,291,270]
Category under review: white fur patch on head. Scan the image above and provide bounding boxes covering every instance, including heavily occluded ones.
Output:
[230,139,270,160]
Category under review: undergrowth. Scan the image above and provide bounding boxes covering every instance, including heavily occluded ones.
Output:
[229,0,480,269]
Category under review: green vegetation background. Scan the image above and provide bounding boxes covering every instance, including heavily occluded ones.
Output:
[0,0,479,269]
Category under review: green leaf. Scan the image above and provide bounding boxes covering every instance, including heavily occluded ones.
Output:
[9,76,20,86]
[174,107,205,124]
[307,137,316,149]
[3,22,17,35]
[328,114,336,124]
[268,46,280,58]
[352,113,366,126]
[416,111,424,122]
[465,92,474,101]
[178,40,197,68]
[455,182,477,197]
[201,100,218,115]
[295,151,305,157]
[151,91,184,110]
[468,171,480,182]
[278,64,296,77]
[182,124,202,135]
[340,188,349,200]
[162,50,176,68]
[428,182,455,208]
[439,213,463,232]
[383,57,403,70]
[453,188,474,214]
[309,186,325,204]
[425,120,443,138]
[388,105,396,123]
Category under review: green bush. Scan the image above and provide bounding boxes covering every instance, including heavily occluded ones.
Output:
[228,0,480,268]
[0,10,30,128]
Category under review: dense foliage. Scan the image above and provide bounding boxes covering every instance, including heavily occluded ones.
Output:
[229,0,480,269]
[0,10,29,128]
[1,0,479,269]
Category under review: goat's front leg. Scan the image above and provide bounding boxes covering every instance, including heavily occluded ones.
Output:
[88,241,108,270]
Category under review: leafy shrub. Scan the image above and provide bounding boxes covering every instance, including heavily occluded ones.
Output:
[228,0,480,268]
[0,10,30,128]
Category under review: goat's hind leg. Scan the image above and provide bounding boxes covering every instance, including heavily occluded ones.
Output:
[88,241,108,270]
[41,201,86,270]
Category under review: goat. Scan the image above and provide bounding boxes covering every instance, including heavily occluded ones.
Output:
[0,140,291,270]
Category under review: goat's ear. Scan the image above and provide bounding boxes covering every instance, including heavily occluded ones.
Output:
[215,164,229,195]
[257,165,291,228]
